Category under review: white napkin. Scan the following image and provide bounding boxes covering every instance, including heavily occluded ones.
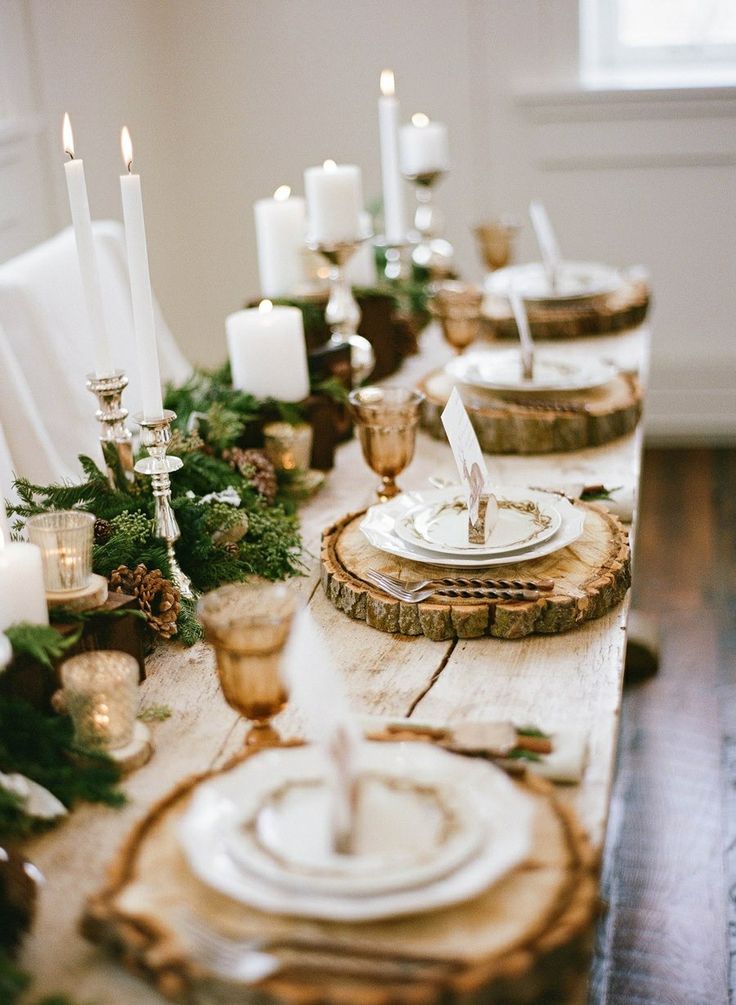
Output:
[0,771,67,820]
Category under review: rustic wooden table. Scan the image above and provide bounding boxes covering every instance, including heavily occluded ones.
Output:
[19,324,649,1002]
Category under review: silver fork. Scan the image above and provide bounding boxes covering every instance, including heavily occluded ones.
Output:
[366,570,547,603]
[368,569,553,595]
[181,912,452,984]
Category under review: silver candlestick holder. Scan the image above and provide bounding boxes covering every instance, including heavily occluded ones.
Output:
[307,235,376,385]
[86,371,135,488]
[404,170,455,282]
[134,410,193,599]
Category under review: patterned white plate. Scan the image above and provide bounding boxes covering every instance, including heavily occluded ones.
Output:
[178,742,534,921]
[485,260,622,302]
[446,350,618,393]
[394,489,562,556]
[360,487,585,569]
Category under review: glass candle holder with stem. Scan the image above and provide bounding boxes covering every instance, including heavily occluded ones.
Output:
[197,582,298,748]
[348,387,424,502]
[27,511,95,594]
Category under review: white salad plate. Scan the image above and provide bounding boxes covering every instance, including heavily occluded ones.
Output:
[446,350,618,394]
[394,488,562,557]
[485,260,623,303]
[360,487,585,570]
[178,742,534,922]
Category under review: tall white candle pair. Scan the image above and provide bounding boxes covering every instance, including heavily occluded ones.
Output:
[62,115,164,420]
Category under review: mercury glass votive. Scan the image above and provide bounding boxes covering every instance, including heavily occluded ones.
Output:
[27,511,95,594]
[198,582,298,748]
[348,387,424,502]
[61,651,139,751]
[263,421,313,473]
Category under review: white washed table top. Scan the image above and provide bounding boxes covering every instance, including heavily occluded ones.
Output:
[20,324,650,1002]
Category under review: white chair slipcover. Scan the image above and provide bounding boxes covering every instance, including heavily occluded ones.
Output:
[0,221,191,489]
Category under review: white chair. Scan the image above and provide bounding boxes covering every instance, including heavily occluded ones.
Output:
[0,221,191,486]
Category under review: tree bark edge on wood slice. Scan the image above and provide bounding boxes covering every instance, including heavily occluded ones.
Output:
[80,743,598,1005]
[419,370,643,455]
[320,503,630,640]
[482,279,651,340]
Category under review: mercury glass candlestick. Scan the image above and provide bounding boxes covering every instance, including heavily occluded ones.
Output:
[404,170,455,282]
[134,410,193,599]
[86,370,135,487]
[348,386,424,502]
[430,281,484,353]
[27,511,95,594]
[307,235,376,385]
[61,650,139,750]
[198,582,298,748]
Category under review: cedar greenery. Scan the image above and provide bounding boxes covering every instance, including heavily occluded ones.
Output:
[0,697,125,841]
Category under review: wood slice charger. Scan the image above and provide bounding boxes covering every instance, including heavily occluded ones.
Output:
[321,503,630,640]
[419,368,643,455]
[482,277,650,340]
[81,742,598,1005]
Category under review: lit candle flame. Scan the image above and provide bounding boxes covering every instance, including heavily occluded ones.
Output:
[62,112,75,159]
[380,69,395,97]
[411,112,429,128]
[120,126,134,173]
[323,159,337,171]
[273,184,291,202]
[258,299,273,314]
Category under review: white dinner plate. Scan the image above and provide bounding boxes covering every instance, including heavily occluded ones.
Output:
[446,350,618,394]
[178,742,534,922]
[360,487,585,570]
[394,489,562,557]
[485,260,623,303]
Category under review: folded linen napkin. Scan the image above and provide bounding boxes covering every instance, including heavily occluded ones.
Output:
[359,715,588,785]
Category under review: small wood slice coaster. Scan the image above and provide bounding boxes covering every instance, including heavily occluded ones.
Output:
[46,573,109,612]
[419,368,643,454]
[81,743,598,1005]
[320,503,630,640]
[482,278,650,340]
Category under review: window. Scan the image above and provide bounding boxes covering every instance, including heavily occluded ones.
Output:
[581,0,736,87]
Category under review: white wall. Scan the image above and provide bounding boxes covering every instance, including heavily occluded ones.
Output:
[10,0,736,442]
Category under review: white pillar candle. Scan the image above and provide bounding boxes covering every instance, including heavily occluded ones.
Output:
[0,543,49,632]
[304,161,363,245]
[227,300,309,402]
[62,114,114,377]
[119,126,163,420]
[254,185,307,298]
[400,113,449,177]
[378,70,406,244]
[345,212,376,287]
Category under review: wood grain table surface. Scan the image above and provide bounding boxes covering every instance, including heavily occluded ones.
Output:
[19,323,650,1003]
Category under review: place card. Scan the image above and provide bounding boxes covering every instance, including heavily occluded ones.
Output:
[440,386,497,542]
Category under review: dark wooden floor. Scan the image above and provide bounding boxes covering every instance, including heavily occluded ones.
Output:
[590,448,736,1005]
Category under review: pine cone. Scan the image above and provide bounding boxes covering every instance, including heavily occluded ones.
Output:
[222,541,240,557]
[138,569,181,639]
[94,518,114,545]
[223,447,278,504]
[109,563,147,596]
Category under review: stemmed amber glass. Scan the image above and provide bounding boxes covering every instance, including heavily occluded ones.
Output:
[430,281,484,354]
[473,218,520,272]
[198,582,298,748]
[348,387,424,502]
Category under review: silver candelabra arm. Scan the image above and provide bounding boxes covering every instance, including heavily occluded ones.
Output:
[86,371,135,488]
[134,410,193,599]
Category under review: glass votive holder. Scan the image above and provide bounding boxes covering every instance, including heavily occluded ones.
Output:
[60,650,139,750]
[263,421,313,473]
[198,582,298,747]
[27,511,95,594]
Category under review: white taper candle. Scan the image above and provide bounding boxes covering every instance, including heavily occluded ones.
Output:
[62,114,114,377]
[378,70,406,243]
[119,126,163,420]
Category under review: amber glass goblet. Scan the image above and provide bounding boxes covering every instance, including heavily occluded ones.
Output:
[348,387,424,502]
[430,281,484,353]
[198,582,298,748]
[473,218,520,272]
